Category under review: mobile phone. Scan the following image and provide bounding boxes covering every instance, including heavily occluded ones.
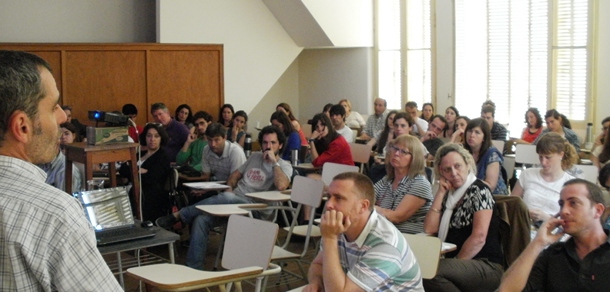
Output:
[550,214,564,235]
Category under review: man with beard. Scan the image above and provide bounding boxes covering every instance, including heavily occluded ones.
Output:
[156,125,293,270]
[0,50,122,290]
[176,111,214,175]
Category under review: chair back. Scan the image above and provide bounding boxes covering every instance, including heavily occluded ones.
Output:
[291,175,325,208]
[493,195,530,268]
[515,144,539,165]
[492,140,505,154]
[403,234,441,279]
[222,215,279,271]
[503,155,515,181]
[578,164,599,183]
[321,162,359,186]
[349,142,373,173]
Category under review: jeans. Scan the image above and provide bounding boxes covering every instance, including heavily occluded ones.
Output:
[180,191,253,270]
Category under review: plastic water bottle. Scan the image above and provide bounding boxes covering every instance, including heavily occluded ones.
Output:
[244,134,252,157]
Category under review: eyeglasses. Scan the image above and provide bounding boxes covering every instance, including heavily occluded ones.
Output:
[390,145,412,156]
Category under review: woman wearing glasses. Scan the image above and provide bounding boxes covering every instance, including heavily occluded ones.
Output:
[423,143,503,291]
[309,113,354,167]
[374,134,432,234]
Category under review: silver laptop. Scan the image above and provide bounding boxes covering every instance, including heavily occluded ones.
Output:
[73,187,155,246]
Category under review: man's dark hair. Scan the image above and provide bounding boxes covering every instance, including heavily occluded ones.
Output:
[150,102,168,113]
[563,178,606,207]
[393,112,414,127]
[432,115,448,131]
[193,111,213,123]
[205,122,227,138]
[481,104,495,117]
[329,104,346,120]
[258,125,286,155]
[0,50,52,144]
[405,101,418,109]
[122,104,138,116]
[602,116,610,126]
[322,103,334,113]
[599,164,610,191]
[139,123,170,147]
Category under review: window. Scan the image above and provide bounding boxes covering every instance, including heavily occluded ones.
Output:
[376,0,433,110]
[455,0,590,135]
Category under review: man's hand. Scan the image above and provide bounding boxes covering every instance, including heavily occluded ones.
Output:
[302,283,324,292]
[421,130,437,142]
[186,133,197,144]
[263,148,277,164]
[533,216,565,246]
[321,210,351,239]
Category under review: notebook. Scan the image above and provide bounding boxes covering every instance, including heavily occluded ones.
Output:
[73,187,156,246]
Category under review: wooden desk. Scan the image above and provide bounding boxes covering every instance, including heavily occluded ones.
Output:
[63,142,141,217]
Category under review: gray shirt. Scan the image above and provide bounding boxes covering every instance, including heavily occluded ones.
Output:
[201,141,247,181]
[234,152,292,196]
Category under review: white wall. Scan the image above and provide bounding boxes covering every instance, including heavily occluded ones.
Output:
[0,0,155,43]
[157,0,302,117]
[298,48,374,121]
[595,0,610,132]
[302,0,373,47]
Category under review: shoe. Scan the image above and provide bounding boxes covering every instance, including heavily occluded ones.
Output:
[155,214,178,229]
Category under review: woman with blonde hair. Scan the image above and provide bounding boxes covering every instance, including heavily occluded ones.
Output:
[511,132,578,225]
[338,99,366,129]
[423,143,503,291]
[374,134,432,234]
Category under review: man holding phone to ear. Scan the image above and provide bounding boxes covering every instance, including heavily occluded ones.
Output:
[499,179,610,291]
[156,125,293,270]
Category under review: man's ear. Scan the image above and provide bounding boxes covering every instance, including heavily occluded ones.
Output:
[7,111,31,143]
[594,202,605,219]
[360,198,370,213]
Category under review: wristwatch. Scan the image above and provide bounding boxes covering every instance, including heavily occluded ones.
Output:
[274,162,280,167]
[309,138,316,143]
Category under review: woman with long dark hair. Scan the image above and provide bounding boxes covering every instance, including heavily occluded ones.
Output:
[464,118,508,195]
[533,109,580,151]
[420,103,435,123]
[270,110,301,162]
[218,104,234,128]
[226,110,247,147]
[277,103,308,148]
[441,106,460,139]
[137,123,172,221]
[308,113,354,167]
[514,107,544,144]
[175,104,194,130]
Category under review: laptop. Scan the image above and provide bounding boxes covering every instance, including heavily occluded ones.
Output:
[73,187,156,246]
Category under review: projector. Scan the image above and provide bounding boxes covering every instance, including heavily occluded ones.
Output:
[88,110,129,126]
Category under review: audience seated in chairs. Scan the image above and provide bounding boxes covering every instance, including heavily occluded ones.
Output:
[174,103,195,130]
[218,103,234,128]
[464,118,508,195]
[156,126,292,270]
[510,132,578,238]
[423,143,504,291]
[440,106,459,139]
[122,103,144,143]
[338,99,366,130]
[270,110,301,163]
[277,102,309,148]
[176,111,213,176]
[151,102,190,162]
[120,123,172,222]
[374,134,432,234]
[226,110,248,148]
[308,113,354,167]
[533,109,580,152]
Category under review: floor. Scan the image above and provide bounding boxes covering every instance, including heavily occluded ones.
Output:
[113,226,316,292]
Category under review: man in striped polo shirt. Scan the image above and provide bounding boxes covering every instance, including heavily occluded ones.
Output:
[304,172,424,292]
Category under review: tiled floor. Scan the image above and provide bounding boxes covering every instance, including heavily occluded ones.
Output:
[113,227,315,292]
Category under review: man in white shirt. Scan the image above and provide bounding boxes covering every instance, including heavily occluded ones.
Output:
[329,104,354,143]
[405,101,429,137]
[359,97,388,141]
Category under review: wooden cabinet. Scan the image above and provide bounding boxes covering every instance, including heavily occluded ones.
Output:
[0,43,224,125]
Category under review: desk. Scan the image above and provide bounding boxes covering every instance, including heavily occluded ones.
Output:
[292,162,321,173]
[245,190,291,203]
[98,226,179,290]
[64,142,141,217]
